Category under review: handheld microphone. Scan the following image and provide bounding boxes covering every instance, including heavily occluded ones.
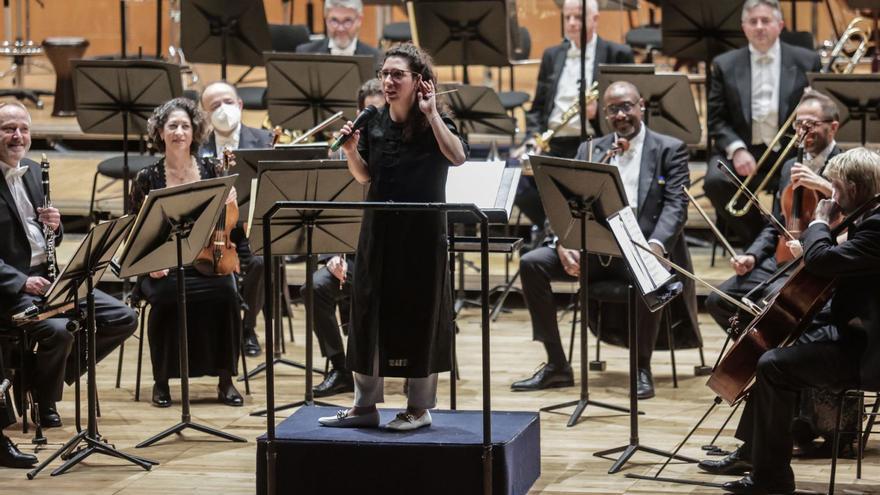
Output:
[330,105,378,152]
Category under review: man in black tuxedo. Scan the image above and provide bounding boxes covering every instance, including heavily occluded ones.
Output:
[511,81,701,400]
[704,0,821,244]
[295,0,381,66]
[702,147,880,495]
[706,90,842,331]
[516,0,634,228]
[0,102,136,428]
[199,81,273,357]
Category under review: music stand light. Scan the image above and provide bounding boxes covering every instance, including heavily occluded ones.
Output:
[180,0,271,80]
[808,73,880,146]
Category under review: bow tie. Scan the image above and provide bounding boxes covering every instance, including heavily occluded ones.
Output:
[755,53,773,65]
[4,164,28,180]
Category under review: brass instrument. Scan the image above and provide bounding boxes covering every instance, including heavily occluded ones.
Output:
[725,17,872,217]
[533,81,599,153]
[40,154,57,281]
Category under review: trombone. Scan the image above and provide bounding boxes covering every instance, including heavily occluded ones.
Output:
[725,16,872,217]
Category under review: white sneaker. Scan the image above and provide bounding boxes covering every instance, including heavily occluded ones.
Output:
[318,409,380,428]
[383,410,432,431]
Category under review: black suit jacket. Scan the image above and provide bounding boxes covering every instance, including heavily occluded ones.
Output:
[0,157,61,304]
[199,124,274,159]
[575,128,701,348]
[526,37,634,136]
[746,145,843,262]
[802,207,880,390]
[708,41,821,155]
[295,38,382,67]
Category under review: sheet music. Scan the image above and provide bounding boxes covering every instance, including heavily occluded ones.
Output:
[246,178,258,238]
[607,207,673,296]
[445,161,505,208]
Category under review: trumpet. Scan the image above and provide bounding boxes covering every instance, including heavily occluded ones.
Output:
[533,81,599,153]
[725,17,872,217]
[40,154,57,282]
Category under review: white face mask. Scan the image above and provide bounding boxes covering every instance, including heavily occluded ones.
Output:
[211,102,241,133]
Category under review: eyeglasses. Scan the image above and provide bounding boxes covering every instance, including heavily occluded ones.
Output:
[604,101,638,116]
[327,17,357,29]
[793,119,833,131]
[377,69,416,82]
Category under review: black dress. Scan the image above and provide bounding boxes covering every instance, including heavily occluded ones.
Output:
[347,107,468,378]
[131,158,241,381]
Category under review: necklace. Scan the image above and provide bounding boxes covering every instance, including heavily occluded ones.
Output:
[164,156,200,186]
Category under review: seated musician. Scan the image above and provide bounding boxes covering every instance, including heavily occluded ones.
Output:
[703,0,821,244]
[199,81,273,358]
[516,0,633,231]
[0,102,136,428]
[511,81,700,400]
[132,98,244,408]
[309,79,385,398]
[706,89,841,331]
[295,0,381,65]
[699,147,880,495]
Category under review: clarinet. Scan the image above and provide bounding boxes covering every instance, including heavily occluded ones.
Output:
[41,154,57,282]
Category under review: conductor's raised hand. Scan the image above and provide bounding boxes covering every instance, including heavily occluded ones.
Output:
[417,78,437,117]
[338,120,360,155]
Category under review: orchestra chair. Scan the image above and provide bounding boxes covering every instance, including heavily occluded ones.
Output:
[624,26,662,64]
[88,154,159,224]
[239,24,311,111]
[780,29,815,50]
[0,324,40,434]
[499,27,534,118]
[381,21,411,48]
[829,389,880,494]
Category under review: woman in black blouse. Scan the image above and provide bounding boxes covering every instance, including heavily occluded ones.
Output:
[319,43,468,431]
[131,97,244,408]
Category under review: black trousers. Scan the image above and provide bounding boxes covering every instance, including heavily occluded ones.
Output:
[520,246,661,369]
[703,144,780,244]
[235,234,264,333]
[733,339,861,486]
[705,256,780,331]
[303,260,354,363]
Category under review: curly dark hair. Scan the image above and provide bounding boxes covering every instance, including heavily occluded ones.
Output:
[147,97,207,155]
[382,43,448,141]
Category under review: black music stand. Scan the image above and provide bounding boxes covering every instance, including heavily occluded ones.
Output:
[26,216,159,478]
[661,1,747,62]
[597,66,702,145]
[808,73,880,146]
[531,155,631,426]
[440,83,517,137]
[408,0,513,83]
[72,59,182,215]
[265,52,374,132]
[248,160,366,416]
[117,176,247,447]
[180,0,271,79]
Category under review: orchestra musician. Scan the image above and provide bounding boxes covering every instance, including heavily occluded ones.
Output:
[0,101,137,429]
[511,81,700,400]
[705,89,841,331]
[199,81,273,358]
[516,0,634,232]
[132,97,244,408]
[700,147,880,495]
[704,0,821,244]
[318,43,467,430]
[295,0,381,65]
[308,79,385,398]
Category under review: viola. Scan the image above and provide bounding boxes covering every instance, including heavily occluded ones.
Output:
[193,149,240,276]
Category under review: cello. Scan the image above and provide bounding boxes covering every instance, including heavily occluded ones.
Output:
[193,149,240,276]
[707,193,880,404]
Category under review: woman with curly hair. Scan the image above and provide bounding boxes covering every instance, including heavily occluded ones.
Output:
[319,43,468,431]
[131,97,244,408]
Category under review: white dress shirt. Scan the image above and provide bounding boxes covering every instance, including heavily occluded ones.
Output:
[548,35,597,137]
[329,37,358,56]
[1,162,47,267]
[214,124,242,156]
[610,124,645,210]
[725,40,782,159]
[803,139,836,172]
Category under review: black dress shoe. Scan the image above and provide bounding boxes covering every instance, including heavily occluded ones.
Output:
[152,382,171,408]
[511,363,574,391]
[32,402,62,428]
[721,475,795,494]
[218,382,243,407]
[243,329,261,357]
[637,368,655,400]
[313,369,354,398]
[698,446,753,475]
[0,434,37,468]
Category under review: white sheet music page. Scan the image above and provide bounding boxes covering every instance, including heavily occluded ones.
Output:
[607,206,673,296]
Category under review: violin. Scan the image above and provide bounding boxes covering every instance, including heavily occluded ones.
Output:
[193,148,240,276]
[707,193,880,404]
[775,126,827,263]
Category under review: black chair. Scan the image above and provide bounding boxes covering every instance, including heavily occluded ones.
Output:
[88,154,159,223]
[780,30,815,51]
[239,24,311,111]
[499,27,533,115]
[0,325,39,434]
[381,21,412,48]
[625,26,662,64]
[828,389,880,494]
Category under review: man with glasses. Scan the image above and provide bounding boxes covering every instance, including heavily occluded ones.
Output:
[296,0,381,66]
[511,81,698,400]
[705,90,842,334]
[704,0,821,244]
